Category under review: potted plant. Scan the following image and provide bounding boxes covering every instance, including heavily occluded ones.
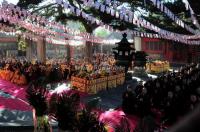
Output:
[99,110,131,132]
[49,90,80,132]
[77,109,107,132]
[26,79,51,132]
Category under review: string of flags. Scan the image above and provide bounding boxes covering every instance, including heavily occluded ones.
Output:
[0,1,104,44]
[56,0,119,34]
[78,0,200,44]
[105,0,200,39]
[0,0,200,45]
[149,0,199,34]
[56,0,162,39]
[181,0,200,30]
[0,0,167,44]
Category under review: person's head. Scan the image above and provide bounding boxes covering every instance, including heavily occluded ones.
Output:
[168,91,173,98]
[139,81,143,85]
[196,87,200,95]
[142,88,147,95]
[190,95,197,102]
[156,81,160,88]
[175,85,181,92]
[164,77,168,83]
[127,85,132,91]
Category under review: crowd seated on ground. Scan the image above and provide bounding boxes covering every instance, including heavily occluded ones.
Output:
[0,54,119,85]
[122,63,200,129]
[72,53,124,80]
[0,58,74,85]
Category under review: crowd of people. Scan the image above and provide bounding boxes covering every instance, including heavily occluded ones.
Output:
[0,54,119,85]
[68,53,124,80]
[123,63,200,127]
[0,59,76,85]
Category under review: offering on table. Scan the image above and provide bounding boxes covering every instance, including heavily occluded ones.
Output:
[146,60,170,73]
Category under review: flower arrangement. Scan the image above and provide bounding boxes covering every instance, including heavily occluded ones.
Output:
[100,110,131,132]
[26,78,51,131]
[49,89,108,132]
[77,109,107,132]
[48,90,80,131]
[26,78,49,116]
[146,60,170,73]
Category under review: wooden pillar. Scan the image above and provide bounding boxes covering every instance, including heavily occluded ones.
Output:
[66,44,71,62]
[85,41,93,62]
[37,38,46,63]
[26,39,33,62]
[134,37,142,51]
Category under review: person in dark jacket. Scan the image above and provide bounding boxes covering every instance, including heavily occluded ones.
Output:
[122,85,136,114]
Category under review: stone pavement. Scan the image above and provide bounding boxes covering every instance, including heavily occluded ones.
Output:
[82,79,138,111]
[0,78,140,130]
[0,109,33,126]
[81,73,157,111]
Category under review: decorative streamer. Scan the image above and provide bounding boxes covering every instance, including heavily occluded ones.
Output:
[1,0,200,45]
[79,0,200,44]
[0,1,104,44]
[149,0,199,34]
